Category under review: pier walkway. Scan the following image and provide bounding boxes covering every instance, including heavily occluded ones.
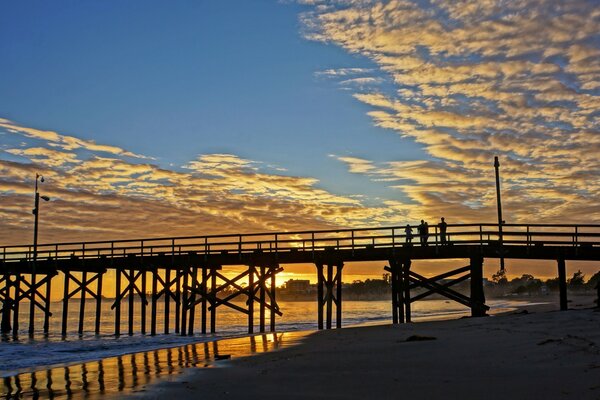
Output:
[1,223,599,337]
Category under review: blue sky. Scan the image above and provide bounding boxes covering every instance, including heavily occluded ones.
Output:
[0,1,425,201]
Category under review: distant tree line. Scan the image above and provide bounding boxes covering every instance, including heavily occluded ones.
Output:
[490,269,600,296]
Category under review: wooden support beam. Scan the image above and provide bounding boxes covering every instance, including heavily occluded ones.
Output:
[28,272,36,337]
[128,267,135,336]
[151,270,158,336]
[558,258,567,311]
[141,270,147,335]
[387,259,404,324]
[408,265,471,290]
[408,270,473,308]
[181,268,189,336]
[316,263,324,330]
[259,265,266,333]
[95,272,103,335]
[388,262,398,324]
[188,266,198,336]
[270,266,276,332]
[326,263,333,329]
[210,268,217,333]
[248,265,255,334]
[78,271,87,335]
[470,256,486,317]
[403,260,411,323]
[44,273,52,335]
[1,275,11,334]
[12,274,20,338]
[411,273,471,302]
[164,268,170,334]
[175,269,181,334]
[201,267,207,334]
[115,267,121,336]
[61,272,69,336]
[336,263,343,329]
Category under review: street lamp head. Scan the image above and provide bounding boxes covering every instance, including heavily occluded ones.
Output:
[40,176,45,183]
[40,195,50,202]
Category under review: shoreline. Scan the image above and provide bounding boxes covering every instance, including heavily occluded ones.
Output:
[0,297,553,377]
[133,305,600,400]
[1,296,595,399]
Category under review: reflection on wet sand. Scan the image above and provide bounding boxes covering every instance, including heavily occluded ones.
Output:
[0,331,308,399]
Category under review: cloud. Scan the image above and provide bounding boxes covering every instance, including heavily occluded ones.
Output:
[314,68,373,77]
[303,0,600,224]
[0,119,150,159]
[0,119,405,245]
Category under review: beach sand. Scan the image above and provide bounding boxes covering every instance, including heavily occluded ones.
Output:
[133,307,600,400]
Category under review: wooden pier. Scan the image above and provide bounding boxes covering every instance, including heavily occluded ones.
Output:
[1,223,599,337]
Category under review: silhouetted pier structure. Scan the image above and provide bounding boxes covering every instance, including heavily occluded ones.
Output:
[1,223,599,337]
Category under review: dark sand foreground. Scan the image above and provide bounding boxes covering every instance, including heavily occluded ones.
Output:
[133,308,600,400]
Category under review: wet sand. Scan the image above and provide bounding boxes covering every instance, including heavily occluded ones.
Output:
[134,307,600,400]
[0,332,309,399]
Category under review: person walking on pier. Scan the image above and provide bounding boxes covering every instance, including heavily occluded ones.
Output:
[439,217,448,245]
[404,224,414,245]
[418,220,429,246]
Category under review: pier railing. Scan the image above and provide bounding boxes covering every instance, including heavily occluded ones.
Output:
[2,223,600,264]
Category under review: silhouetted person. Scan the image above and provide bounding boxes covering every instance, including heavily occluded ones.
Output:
[418,220,426,246]
[424,221,429,246]
[404,224,413,245]
[439,217,448,245]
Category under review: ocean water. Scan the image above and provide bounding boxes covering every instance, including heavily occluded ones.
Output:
[0,298,532,399]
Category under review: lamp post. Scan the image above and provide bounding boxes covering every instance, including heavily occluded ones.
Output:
[493,157,505,271]
[30,174,50,336]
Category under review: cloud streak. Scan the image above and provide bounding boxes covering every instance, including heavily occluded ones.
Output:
[0,119,400,245]
[303,0,600,224]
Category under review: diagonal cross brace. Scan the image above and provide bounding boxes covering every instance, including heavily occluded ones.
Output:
[411,273,471,302]
[11,275,53,315]
[408,266,471,290]
[66,272,101,300]
[153,273,180,302]
[111,270,148,309]
[408,270,473,308]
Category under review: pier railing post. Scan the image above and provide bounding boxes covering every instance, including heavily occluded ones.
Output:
[469,256,486,317]
[557,259,568,311]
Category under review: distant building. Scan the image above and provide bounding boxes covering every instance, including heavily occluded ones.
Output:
[285,279,311,294]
